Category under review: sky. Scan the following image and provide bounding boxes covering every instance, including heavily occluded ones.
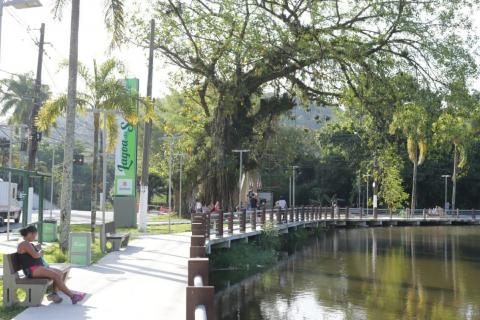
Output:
[0,0,171,101]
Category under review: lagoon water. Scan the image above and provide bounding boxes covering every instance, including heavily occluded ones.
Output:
[212,226,480,320]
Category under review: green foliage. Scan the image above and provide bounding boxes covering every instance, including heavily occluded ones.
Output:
[378,148,409,210]
[128,0,478,205]
[209,241,278,270]
[433,113,471,169]
[0,73,50,125]
[37,59,137,151]
[390,103,429,166]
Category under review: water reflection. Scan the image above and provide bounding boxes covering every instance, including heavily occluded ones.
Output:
[212,227,480,320]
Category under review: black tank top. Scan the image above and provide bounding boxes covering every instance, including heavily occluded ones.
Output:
[18,243,44,270]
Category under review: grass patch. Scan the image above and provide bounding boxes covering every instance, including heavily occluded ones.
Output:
[209,241,278,271]
[147,213,188,222]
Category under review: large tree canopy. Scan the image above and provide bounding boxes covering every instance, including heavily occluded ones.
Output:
[130,0,478,206]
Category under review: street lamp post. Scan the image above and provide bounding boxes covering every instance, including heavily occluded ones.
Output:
[292,166,299,209]
[364,174,371,215]
[441,174,451,214]
[0,0,42,62]
[233,149,249,208]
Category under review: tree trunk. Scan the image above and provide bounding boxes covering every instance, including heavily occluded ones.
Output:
[202,99,236,208]
[90,112,99,241]
[451,144,458,211]
[411,144,418,214]
[59,0,80,252]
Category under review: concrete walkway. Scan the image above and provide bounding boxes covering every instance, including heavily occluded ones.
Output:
[13,233,190,320]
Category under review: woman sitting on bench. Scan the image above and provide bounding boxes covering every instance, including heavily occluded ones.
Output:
[17,225,86,304]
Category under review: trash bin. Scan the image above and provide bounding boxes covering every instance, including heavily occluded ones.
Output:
[42,219,57,242]
[69,233,92,266]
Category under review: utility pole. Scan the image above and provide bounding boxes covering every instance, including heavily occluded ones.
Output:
[292,166,299,209]
[6,125,12,240]
[233,149,249,208]
[138,19,155,232]
[175,153,185,217]
[50,147,54,218]
[442,174,451,213]
[27,22,45,171]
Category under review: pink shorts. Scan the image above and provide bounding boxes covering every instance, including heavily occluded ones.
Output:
[30,265,41,274]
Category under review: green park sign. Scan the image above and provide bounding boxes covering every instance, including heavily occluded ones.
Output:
[114,78,139,197]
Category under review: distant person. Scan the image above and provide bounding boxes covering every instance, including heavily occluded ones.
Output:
[17,225,86,304]
[195,199,202,212]
[251,193,258,209]
[277,196,287,209]
[247,189,255,209]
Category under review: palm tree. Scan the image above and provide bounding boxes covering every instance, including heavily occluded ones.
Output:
[433,113,470,212]
[0,73,50,125]
[389,103,428,212]
[37,59,136,241]
[53,0,125,251]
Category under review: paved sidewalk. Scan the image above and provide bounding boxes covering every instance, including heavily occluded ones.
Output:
[13,233,190,320]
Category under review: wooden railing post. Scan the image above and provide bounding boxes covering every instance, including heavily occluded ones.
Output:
[472,209,475,221]
[346,207,349,220]
[289,207,294,222]
[300,206,305,221]
[216,211,224,237]
[252,208,257,230]
[228,211,234,235]
[456,208,459,218]
[240,209,246,232]
[276,208,281,224]
[261,207,266,227]
[423,208,426,220]
[330,207,334,220]
[269,207,274,222]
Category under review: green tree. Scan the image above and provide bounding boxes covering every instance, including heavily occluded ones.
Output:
[433,113,471,211]
[53,0,125,251]
[37,59,137,240]
[389,103,429,212]
[130,0,476,206]
[0,73,50,125]
[377,147,408,213]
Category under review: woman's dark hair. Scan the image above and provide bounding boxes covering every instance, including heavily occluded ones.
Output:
[20,225,38,237]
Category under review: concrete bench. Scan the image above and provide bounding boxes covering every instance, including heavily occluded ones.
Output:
[2,253,70,307]
[105,221,130,252]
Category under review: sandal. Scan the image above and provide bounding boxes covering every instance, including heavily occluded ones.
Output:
[47,293,63,304]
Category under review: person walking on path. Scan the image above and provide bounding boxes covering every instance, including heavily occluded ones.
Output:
[17,225,86,304]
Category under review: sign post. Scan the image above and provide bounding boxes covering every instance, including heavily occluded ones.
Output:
[113,78,139,228]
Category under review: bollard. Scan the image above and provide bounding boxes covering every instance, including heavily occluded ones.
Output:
[423,208,426,220]
[331,207,334,220]
[456,208,459,218]
[228,211,234,235]
[252,208,257,230]
[346,207,349,220]
[240,209,246,232]
[186,258,214,320]
[216,211,224,237]
[192,222,205,236]
[261,207,266,227]
[360,206,363,220]
[472,209,476,221]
